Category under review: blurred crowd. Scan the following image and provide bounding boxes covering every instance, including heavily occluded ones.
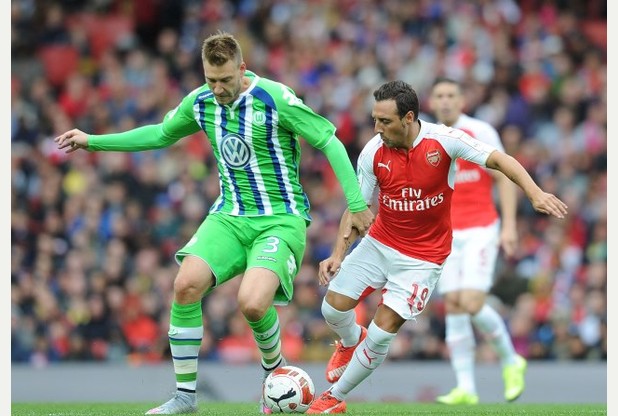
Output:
[11,0,606,367]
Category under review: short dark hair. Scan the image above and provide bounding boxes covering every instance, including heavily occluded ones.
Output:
[373,80,419,120]
[431,77,463,98]
[201,31,243,66]
[431,77,460,89]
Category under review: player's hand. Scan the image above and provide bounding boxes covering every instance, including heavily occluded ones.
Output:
[54,129,89,153]
[500,224,518,258]
[529,191,568,219]
[318,256,343,286]
[346,208,374,238]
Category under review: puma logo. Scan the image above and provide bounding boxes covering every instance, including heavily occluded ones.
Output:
[363,348,374,365]
[268,387,297,411]
[377,160,392,172]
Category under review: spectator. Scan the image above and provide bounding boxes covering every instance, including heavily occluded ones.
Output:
[11,0,606,369]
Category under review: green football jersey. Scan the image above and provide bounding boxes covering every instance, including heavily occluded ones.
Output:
[88,70,367,221]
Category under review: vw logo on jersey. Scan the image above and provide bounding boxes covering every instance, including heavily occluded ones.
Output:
[221,133,252,168]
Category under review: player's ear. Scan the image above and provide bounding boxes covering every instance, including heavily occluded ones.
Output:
[405,111,415,124]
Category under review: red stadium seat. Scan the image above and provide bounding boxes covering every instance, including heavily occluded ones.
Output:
[581,20,606,49]
[88,15,134,59]
[65,12,134,60]
[37,45,79,87]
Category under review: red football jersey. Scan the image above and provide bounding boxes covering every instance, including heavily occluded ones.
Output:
[450,114,505,230]
[357,120,496,264]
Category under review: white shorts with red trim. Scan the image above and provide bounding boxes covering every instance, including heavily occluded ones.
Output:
[328,235,443,320]
[437,220,500,294]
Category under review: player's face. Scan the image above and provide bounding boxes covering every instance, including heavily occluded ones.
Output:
[428,82,464,126]
[372,100,413,149]
[204,59,246,105]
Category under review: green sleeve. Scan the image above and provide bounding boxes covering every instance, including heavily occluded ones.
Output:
[88,124,178,151]
[320,137,368,213]
[273,86,367,212]
[275,86,336,149]
[88,95,201,151]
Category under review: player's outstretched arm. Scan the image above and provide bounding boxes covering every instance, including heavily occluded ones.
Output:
[55,99,201,154]
[54,123,191,153]
[486,151,568,219]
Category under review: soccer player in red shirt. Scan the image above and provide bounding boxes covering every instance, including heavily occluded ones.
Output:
[430,77,525,405]
[307,80,567,414]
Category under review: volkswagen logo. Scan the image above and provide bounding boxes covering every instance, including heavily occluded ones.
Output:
[220,134,251,168]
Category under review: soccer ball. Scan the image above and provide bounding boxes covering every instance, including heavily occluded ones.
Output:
[262,365,315,413]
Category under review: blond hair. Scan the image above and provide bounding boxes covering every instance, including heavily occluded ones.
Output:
[201,31,243,66]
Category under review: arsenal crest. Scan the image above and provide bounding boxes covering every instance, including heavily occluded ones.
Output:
[426,150,441,167]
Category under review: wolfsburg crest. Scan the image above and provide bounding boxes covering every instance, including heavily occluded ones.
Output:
[253,111,266,125]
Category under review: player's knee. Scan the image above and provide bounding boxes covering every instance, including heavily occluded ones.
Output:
[462,298,484,315]
[373,305,406,333]
[443,293,463,313]
[173,273,210,303]
[239,299,269,321]
[174,257,213,302]
[173,278,202,302]
[321,296,343,322]
[456,290,485,314]
[324,290,357,312]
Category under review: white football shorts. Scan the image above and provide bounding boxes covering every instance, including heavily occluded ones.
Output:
[437,220,500,294]
[328,235,443,320]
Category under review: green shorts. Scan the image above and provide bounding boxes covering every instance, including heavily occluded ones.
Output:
[175,212,307,305]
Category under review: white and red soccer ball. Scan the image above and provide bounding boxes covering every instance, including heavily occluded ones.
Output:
[262,366,315,413]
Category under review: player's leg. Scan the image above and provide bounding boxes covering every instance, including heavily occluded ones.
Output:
[435,231,479,405]
[461,222,527,401]
[308,310,401,414]
[239,265,285,415]
[323,292,365,347]
[239,265,285,370]
[459,223,504,352]
[146,214,247,415]
[239,214,307,413]
[469,298,526,401]
[321,236,386,383]
[322,291,367,383]
[145,256,211,415]
[435,291,479,404]
[465,291,517,365]
[329,307,403,400]
[309,244,442,414]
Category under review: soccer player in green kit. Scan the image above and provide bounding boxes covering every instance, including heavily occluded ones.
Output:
[55,31,374,415]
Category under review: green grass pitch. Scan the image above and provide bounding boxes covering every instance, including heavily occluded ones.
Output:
[11,402,607,415]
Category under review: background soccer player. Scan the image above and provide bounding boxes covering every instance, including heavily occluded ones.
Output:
[429,77,526,405]
[55,31,374,415]
[306,80,567,414]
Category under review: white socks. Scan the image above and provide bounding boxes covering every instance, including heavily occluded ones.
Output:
[331,321,396,400]
[445,313,477,394]
[321,299,362,347]
[445,304,519,396]
[472,304,518,366]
